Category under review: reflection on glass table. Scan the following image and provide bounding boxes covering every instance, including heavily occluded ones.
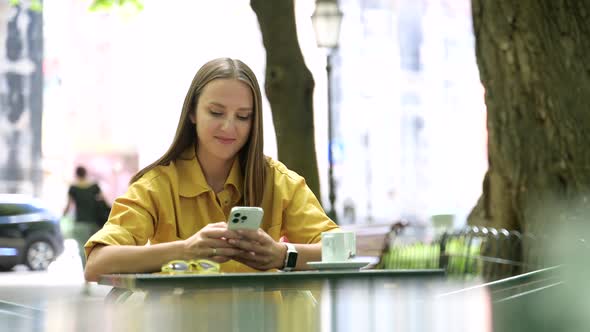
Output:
[92,269,493,332]
[0,266,569,332]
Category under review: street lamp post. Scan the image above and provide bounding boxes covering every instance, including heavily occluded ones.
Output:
[312,0,343,223]
[326,49,336,222]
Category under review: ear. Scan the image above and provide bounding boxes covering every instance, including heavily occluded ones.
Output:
[189,112,196,124]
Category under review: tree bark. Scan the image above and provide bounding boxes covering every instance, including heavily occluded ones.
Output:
[250,0,321,199]
[469,1,590,265]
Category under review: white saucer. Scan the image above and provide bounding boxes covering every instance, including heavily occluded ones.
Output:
[307,261,371,270]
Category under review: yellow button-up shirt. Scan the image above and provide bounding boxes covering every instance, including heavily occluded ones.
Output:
[85,147,339,272]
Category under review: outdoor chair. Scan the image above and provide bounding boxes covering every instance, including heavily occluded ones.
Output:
[376,224,539,282]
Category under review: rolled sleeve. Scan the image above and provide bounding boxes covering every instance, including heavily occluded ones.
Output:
[283,180,339,244]
[84,178,158,258]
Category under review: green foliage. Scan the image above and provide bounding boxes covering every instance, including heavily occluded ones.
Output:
[30,0,41,11]
[376,239,484,278]
[9,0,42,12]
[9,0,144,12]
[444,237,484,276]
[376,243,441,270]
[89,0,144,12]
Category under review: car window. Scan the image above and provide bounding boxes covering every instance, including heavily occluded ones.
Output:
[0,203,44,216]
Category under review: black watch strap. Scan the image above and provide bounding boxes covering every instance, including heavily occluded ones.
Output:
[282,242,298,271]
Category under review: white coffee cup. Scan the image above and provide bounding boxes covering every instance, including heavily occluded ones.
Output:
[321,231,356,262]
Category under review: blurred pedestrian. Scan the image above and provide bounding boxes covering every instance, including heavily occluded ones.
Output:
[63,166,105,292]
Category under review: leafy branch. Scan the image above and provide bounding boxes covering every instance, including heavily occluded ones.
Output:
[89,0,144,12]
[7,0,144,12]
[9,0,42,12]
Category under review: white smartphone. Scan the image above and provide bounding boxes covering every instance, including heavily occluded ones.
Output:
[227,206,264,231]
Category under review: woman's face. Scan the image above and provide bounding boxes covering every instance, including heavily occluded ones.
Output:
[190,78,254,164]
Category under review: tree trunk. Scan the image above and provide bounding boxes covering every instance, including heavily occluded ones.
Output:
[250,0,321,199]
[469,1,590,266]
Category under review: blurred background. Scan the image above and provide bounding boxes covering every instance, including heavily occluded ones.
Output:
[1,0,485,227]
[5,2,588,331]
[0,0,489,288]
[0,0,590,331]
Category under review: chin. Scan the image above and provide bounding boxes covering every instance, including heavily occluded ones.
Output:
[214,151,240,162]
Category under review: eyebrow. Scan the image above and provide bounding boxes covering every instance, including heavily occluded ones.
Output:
[209,102,253,112]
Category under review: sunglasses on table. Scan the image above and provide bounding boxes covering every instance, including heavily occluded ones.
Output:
[160,259,221,275]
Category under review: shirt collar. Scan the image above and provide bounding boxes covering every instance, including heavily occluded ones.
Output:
[176,145,243,200]
[224,155,244,203]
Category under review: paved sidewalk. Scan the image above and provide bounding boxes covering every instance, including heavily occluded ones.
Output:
[0,239,111,308]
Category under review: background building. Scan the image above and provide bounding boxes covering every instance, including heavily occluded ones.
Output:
[0,2,43,195]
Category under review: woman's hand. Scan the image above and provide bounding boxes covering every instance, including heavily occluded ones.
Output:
[227,229,287,270]
[183,221,244,263]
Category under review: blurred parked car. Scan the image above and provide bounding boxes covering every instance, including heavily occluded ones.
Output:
[0,194,64,271]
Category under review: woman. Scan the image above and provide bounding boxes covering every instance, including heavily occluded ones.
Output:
[63,166,104,268]
[84,58,338,281]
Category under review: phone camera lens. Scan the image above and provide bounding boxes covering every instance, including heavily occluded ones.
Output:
[232,218,239,223]
[241,216,247,220]
[234,213,241,217]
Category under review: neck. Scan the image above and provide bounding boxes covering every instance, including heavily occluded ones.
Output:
[75,179,91,187]
[196,150,234,192]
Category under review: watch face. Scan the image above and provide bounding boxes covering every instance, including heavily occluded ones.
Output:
[286,252,298,268]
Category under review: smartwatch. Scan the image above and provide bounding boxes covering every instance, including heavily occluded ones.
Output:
[282,242,298,272]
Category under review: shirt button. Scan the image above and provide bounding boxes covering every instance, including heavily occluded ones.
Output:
[224,200,228,205]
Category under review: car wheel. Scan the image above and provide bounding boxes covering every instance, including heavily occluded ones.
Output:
[25,239,56,271]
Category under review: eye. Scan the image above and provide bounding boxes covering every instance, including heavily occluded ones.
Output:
[209,110,223,117]
[237,114,251,121]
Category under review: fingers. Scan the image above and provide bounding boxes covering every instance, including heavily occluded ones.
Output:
[234,229,259,240]
[227,238,265,254]
[184,222,241,259]
[227,238,279,271]
[199,237,247,257]
[235,229,272,245]
[201,227,241,240]
[202,238,239,249]
[211,247,245,258]
[189,223,278,268]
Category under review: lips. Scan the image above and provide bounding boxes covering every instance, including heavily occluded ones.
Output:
[215,136,236,145]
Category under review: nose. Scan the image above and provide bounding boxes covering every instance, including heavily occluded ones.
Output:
[221,117,236,132]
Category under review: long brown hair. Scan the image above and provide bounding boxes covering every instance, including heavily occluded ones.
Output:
[130,58,266,206]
